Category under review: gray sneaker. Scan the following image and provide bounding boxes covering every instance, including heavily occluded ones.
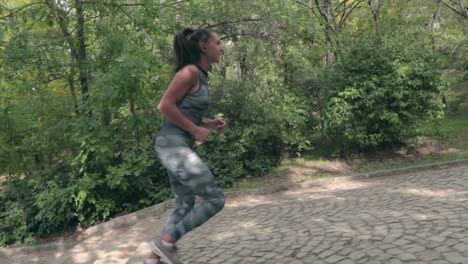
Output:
[150,239,183,264]
[143,259,164,264]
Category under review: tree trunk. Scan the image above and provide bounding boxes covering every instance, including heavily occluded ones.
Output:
[75,0,89,104]
[431,0,442,52]
[67,74,80,116]
[325,27,334,67]
[129,99,136,116]
[238,32,250,79]
[314,0,338,67]
[46,1,81,115]
[176,0,182,23]
[368,0,384,34]
[239,51,248,79]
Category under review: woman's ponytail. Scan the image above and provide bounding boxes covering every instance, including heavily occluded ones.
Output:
[173,27,213,72]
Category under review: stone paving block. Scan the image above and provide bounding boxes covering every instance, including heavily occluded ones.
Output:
[417,249,441,261]
[443,252,468,263]
[336,259,355,264]
[453,243,468,253]
[324,255,344,263]
[398,253,416,261]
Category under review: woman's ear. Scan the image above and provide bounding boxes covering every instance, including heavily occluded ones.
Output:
[200,42,208,53]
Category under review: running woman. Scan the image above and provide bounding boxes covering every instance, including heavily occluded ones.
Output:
[144,28,226,264]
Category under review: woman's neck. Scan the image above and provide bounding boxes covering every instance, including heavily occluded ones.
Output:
[198,58,210,73]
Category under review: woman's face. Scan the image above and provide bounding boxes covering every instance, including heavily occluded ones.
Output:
[203,32,224,63]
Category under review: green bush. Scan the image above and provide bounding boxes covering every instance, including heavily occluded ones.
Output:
[0,110,172,245]
[198,80,315,186]
[322,37,445,152]
[0,183,31,246]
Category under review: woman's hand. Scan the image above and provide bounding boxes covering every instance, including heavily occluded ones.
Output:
[192,126,212,143]
[203,118,227,132]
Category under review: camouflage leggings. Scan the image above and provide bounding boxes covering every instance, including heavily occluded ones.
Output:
[155,134,225,241]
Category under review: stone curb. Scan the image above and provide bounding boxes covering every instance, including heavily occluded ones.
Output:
[0,199,175,257]
[224,158,468,198]
[1,158,466,257]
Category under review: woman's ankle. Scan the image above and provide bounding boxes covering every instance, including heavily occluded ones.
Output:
[148,252,160,259]
[161,233,177,244]
[144,259,160,264]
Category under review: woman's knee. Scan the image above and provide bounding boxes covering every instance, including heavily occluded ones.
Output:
[209,192,225,212]
[176,199,195,215]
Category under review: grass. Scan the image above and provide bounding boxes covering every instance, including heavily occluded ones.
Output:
[417,118,468,153]
[354,152,468,174]
[226,76,468,193]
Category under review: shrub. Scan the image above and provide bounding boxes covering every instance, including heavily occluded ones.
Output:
[322,37,445,152]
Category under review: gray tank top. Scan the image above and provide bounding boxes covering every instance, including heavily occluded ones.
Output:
[157,66,211,141]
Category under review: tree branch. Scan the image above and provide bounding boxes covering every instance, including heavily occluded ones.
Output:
[293,0,312,9]
[204,18,263,28]
[314,0,330,19]
[441,0,468,19]
[220,32,271,41]
[101,0,191,9]
[339,0,366,27]
[0,1,46,19]
[46,1,79,62]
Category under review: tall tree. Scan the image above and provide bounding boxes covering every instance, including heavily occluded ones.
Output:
[293,0,366,67]
[368,0,384,34]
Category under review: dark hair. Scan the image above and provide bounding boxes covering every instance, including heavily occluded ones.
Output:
[173,28,213,72]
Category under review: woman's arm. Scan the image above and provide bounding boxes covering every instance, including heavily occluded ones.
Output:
[201,117,214,124]
[157,65,211,142]
[201,117,227,132]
